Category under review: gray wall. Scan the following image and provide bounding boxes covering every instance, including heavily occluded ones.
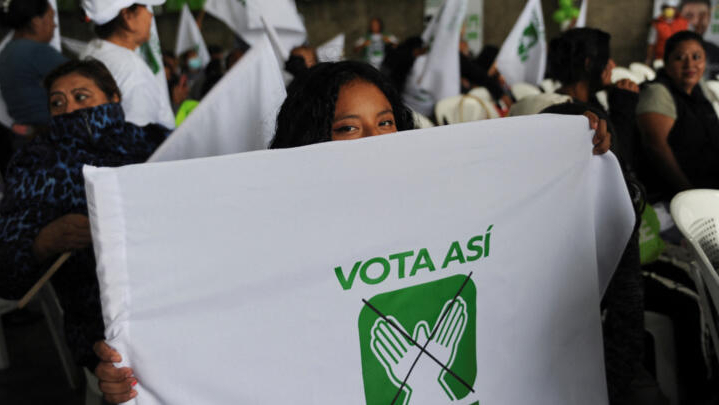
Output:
[22,1,655,67]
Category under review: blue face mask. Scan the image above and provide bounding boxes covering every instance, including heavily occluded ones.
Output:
[188,56,203,71]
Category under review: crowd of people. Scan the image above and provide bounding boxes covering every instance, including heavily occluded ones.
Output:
[0,0,718,404]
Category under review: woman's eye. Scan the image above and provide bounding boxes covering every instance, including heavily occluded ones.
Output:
[75,93,89,102]
[333,125,356,133]
[379,120,395,127]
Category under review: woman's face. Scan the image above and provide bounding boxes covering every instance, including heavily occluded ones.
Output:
[331,79,397,141]
[48,73,118,116]
[125,5,153,45]
[33,4,56,44]
[665,40,706,93]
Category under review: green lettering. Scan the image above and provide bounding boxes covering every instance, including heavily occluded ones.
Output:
[485,224,493,257]
[389,251,414,279]
[410,248,436,276]
[334,261,361,291]
[441,241,466,268]
[360,257,391,285]
[466,235,483,261]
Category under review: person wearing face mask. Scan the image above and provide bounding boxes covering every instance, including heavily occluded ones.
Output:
[646,1,689,66]
[0,0,67,132]
[0,59,168,393]
[80,0,175,130]
[637,31,719,201]
[679,0,719,78]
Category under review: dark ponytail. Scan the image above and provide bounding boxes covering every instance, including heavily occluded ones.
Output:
[0,0,49,31]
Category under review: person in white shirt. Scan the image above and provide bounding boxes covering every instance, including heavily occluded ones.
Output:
[80,0,175,129]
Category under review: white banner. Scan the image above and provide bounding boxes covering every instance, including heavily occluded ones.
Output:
[317,33,345,63]
[496,0,547,86]
[0,32,13,128]
[175,3,210,68]
[49,0,61,52]
[204,0,306,60]
[575,0,588,28]
[149,35,285,162]
[707,0,719,45]
[464,0,483,56]
[85,114,634,405]
[404,0,467,116]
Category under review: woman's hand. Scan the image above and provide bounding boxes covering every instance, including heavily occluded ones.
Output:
[583,111,611,155]
[615,79,640,93]
[32,214,91,263]
[94,341,137,403]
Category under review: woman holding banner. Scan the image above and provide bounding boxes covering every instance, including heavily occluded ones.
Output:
[0,60,167,391]
[0,0,66,131]
[80,0,175,129]
[92,60,613,403]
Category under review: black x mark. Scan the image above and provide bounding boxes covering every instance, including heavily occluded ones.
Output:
[362,272,475,405]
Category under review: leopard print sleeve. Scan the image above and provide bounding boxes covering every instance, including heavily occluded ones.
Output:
[0,141,65,300]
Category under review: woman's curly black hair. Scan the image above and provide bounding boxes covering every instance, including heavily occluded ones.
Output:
[547,28,611,92]
[270,61,415,149]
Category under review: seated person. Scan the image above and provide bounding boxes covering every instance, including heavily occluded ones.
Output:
[0,60,168,393]
[636,30,719,202]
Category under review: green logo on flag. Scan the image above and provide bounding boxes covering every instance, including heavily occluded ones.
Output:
[518,11,541,62]
[358,275,477,404]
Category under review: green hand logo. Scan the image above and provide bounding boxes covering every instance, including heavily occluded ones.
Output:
[370,298,468,404]
[359,275,477,404]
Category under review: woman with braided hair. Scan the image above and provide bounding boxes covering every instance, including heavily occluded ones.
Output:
[0,0,67,131]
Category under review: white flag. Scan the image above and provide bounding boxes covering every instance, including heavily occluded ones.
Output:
[404,0,468,117]
[137,17,170,110]
[49,0,61,52]
[575,0,588,28]
[149,35,285,162]
[0,32,13,128]
[204,0,306,60]
[175,4,210,68]
[317,33,345,63]
[496,0,547,86]
[85,115,634,405]
[61,37,89,56]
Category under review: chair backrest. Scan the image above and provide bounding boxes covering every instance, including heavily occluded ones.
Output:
[468,87,494,103]
[629,62,656,82]
[434,95,495,125]
[539,79,561,94]
[611,67,644,84]
[412,111,435,129]
[510,82,542,101]
[670,189,719,358]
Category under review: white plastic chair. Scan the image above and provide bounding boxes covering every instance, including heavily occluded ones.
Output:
[630,62,657,82]
[670,189,719,367]
[611,67,644,84]
[0,285,80,388]
[539,78,561,94]
[510,82,542,101]
[468,87,494,103]
[0,298,14,370]
[434,95,496,125]
[412,111,435,129]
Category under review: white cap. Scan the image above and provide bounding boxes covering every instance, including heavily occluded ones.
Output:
[81,0,165,25]
[663,0,680,8]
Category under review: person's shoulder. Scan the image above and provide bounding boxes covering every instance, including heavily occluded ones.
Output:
[637,82,676,117]
[639,82,672,100]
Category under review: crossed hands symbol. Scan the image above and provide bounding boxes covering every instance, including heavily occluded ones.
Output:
[370,297,468,405]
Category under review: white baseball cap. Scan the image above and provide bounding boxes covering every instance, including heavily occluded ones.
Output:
[81,0,165,25]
